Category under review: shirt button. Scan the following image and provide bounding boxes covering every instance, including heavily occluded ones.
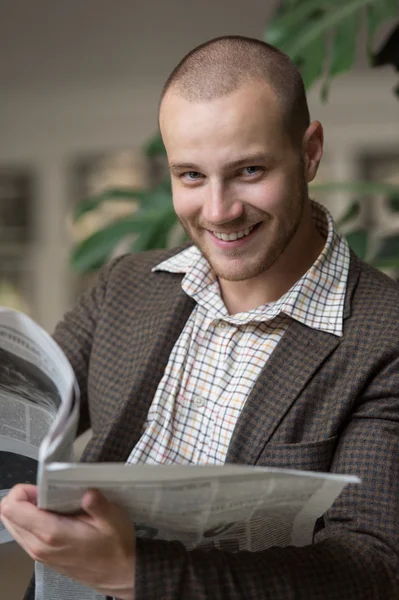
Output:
[193,395,206,407]
[218,321,228,329]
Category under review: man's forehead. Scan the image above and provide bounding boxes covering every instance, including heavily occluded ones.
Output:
[160,82,278,120]
[161,86,281,137]
[160,90,285,160]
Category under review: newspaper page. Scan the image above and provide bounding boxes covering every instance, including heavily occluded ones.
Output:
[36,463,359,600]
[0,308,79,544]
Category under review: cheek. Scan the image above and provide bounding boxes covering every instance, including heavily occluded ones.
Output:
[235,174,292,214]
[172,185,202,221]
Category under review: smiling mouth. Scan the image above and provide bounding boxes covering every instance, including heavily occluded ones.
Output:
[211,224,259,242]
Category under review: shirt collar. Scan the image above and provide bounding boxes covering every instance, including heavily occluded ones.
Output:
[153,201,350,336]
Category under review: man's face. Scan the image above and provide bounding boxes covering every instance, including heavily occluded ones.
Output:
[159,83,311,283]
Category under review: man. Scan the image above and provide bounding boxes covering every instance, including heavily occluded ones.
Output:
[1,35,399,599]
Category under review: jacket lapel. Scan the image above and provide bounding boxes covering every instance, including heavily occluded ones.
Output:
[83,272,195,463]
[225,321,340,464]
[226,253,360,465]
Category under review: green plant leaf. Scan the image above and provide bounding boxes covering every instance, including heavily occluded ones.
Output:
[73,179,173,221]
[265,0,399,100]
[265,0,330,48]
[130,209,173,227]
[297,31,326,89]
[372,256,399,269]
[144,132,167,157]
[282,0,370,61]
[280,0,304,8]
[74,188,149,221]
[388,195,399,211]
[310,180,399,197]
[134,188,173,213]
[158,177,172,193]
[70,176,175,272]
[329,12,360,78]
[70,216,146,272]
[345,229,368,259]
[336,201,361,227]
[130,210,178,252]
[130,225,166,253]
[385,0,399,17]
[373,234,399,265]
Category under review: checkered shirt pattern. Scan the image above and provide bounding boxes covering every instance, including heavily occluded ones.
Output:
[127,202,350,467]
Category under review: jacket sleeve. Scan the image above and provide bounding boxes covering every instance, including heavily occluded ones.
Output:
[133,355,399,600]
[23,256,131,600]
[52,257,123,437]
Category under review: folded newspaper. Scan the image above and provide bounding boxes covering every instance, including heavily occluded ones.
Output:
[0,307,360,600]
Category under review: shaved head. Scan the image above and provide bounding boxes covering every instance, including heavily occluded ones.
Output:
[160,35,310,148]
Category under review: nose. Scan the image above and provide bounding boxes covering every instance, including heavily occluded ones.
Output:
[202,180,244,225]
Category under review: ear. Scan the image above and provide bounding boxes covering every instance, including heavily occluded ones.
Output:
[302,121,324,183]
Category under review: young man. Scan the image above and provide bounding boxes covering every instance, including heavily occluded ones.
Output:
[2,36,399,599]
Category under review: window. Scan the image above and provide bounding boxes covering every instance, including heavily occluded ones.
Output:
[0,169,34,315]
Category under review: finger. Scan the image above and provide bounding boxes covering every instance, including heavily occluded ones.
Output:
[1,493,41,526]
[2,484,38,505]
[1,513,42,558]
[81,489,113,522]
[0,485,37,527]
[80,489,130,535]
[1,493,75,540]
[2,511,73,565]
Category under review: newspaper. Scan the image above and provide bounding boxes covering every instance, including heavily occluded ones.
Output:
[0,308,79,545]
[0,307,361,600]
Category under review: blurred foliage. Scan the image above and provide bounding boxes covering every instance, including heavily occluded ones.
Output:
[266,0,399,99]
[71,0,399,274]
[71,179,183,273]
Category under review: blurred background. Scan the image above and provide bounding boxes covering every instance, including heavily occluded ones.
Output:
[0,0,398,335]
[0,0,398,595]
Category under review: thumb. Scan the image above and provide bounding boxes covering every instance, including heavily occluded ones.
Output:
[81,489,112,522]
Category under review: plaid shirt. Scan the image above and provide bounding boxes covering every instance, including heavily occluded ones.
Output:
[127,202,350,467]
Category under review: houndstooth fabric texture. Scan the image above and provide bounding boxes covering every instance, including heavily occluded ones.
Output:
[127,202,350,468]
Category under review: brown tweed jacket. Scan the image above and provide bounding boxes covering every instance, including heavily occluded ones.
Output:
[26,246,399,599]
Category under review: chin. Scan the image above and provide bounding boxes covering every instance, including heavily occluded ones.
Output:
[210,260,267,282]
[215,247,287,281]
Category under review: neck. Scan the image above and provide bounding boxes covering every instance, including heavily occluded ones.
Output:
[219,205,326,314]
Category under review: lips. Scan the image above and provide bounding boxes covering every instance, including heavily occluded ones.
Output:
[212,224,256,242]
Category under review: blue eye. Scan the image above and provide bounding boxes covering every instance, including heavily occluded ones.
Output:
[244,166,261,175]
[183,171,202,180]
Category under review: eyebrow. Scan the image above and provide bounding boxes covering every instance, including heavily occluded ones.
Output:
[169,152,274,173]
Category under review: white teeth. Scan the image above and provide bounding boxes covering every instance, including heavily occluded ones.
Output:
[213,225,255,242]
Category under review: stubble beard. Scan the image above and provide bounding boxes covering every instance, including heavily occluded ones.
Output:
[179,181,308,283]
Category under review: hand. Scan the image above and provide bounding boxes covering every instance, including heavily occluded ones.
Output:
[0,484,135,600]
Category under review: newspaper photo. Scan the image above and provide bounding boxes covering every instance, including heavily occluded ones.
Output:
[0,307,361,600]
